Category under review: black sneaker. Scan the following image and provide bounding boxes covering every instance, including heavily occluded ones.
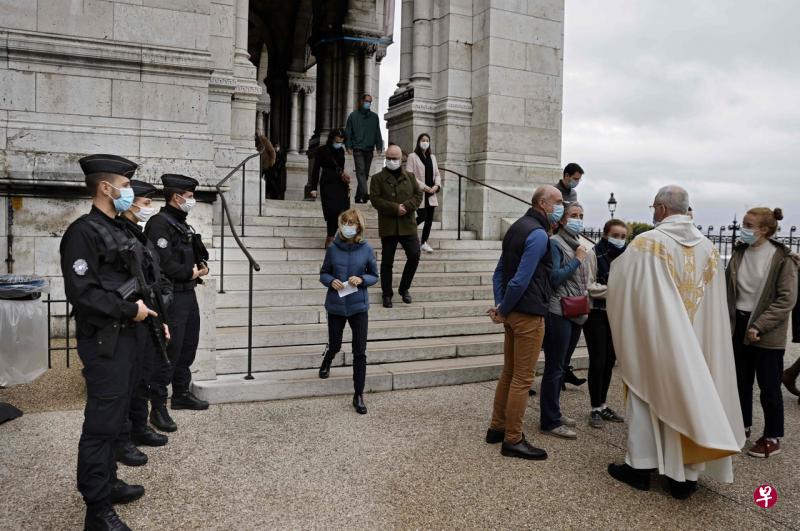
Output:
[109,479,145,505]
[607,463,651,491]
[150,405,177,432]
[500,435,548,460]
[171,392,209,411]
[589,410,603,429]
[600,407,625,423]
[131,426,168,447]
[115,441,148,467]
[485,428,504,444]
[400,291,412,304]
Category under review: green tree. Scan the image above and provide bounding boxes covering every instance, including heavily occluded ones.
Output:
[627,221,653,242]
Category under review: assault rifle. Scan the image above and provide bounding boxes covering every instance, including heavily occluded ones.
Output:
[117,250,171,366]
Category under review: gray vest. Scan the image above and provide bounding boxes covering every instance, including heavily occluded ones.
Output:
[548,233,589,325]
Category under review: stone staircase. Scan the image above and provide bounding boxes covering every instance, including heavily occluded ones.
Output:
[193,200,587,404]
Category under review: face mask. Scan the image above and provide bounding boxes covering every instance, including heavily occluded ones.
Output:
[386,159,401,171]
[608,237,626,249]
[133,205,155,223]
[362,102,371,110]
[739,228,759,245]
[569,179,580,189]
[178,195,196,213]
[420,142,430,151]
[341,225,358,239]
[333,142,344,150]
[565,218,583,234]
[105,183,134,213]
[547,203,564,224]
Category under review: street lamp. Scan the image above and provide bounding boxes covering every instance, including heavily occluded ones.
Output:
[607,193,617,218]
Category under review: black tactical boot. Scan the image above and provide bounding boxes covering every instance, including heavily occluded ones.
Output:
[171,391,209,410]
[115,441,147,467]
[84,505,131,531]
[131,426,168,447]
[150,405,177,432]
[109,479,145,505]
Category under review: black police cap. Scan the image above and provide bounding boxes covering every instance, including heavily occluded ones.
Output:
[160,174,199,192]
[130,179,159,198]
[79,154,138,178]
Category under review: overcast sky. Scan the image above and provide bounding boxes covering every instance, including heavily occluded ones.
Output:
[380,0,800,233]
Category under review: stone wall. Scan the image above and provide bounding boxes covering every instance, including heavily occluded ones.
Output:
[386,0,565,239]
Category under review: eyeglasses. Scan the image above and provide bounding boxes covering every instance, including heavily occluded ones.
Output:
[648,204,663,212]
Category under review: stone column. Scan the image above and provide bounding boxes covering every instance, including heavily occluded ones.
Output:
[396,0,413,91]
[234,0,250,67]
[344,50,357,124]
[411,0,432,86]
[288,85,301,154]
[301,86,315,152]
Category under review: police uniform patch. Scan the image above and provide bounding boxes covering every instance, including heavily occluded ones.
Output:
[72,259,89,276]
[157,238,169,249]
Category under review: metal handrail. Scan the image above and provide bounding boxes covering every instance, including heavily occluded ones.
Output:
[439,166,598,245]
[214,152,262,380]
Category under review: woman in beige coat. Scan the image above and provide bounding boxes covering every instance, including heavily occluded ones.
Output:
[405,133,442,253]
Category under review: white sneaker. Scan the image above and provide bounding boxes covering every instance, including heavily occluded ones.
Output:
[421,242,434,253]
[543,425,577,439]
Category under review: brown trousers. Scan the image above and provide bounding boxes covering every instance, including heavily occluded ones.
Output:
[490,312,545,444]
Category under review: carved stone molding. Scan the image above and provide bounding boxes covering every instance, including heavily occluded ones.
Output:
[209,74,237,95]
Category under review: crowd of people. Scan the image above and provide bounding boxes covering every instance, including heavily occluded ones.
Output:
[58,104,800,529]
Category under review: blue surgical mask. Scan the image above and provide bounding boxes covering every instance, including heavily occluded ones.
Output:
[608,237,626,249]
[362,102,371,111]
[106,183,134,213]
[547,203,564,224]
[565,218,584,234]
[568,179,580,189]
[333,142,344,150]
[739,228,758,245]
[341,225,358,239]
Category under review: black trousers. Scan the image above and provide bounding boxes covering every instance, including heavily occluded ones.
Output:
[380,235,420,298]
[733,310,784,438]
[353,149,374,199]
[151,290,200,403]
[125,333,160,435]
[328,312,369,395]
[77,325,145,507]
[583,309,616,408]
[416,201,435,245]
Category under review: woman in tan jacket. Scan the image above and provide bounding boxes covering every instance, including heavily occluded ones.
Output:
[405,133,442,253]
[725,207,799,458]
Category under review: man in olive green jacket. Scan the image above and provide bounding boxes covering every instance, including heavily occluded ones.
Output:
[370,144,423,308]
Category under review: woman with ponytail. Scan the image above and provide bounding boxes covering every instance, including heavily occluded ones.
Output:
[725,207,799,458]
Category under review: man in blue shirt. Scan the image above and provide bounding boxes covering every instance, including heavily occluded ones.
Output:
[486,184,563,460]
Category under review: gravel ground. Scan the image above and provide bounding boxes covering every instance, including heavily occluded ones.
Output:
[1,347,798,530]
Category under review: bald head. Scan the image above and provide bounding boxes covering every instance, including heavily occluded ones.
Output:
[532,184,562,209]
[385,145,402,160]
[653,185,690,223]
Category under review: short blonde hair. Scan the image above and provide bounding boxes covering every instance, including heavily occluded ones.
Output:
[338,208,367,242]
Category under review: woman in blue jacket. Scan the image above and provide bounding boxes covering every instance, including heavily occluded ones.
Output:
[318,208,379,414]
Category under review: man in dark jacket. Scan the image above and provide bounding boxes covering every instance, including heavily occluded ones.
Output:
[346,94,384,203]
[486,184,563,461]
[555,162,583,204]
[369,144,423,308]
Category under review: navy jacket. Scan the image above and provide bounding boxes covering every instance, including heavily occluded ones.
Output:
[319,236,379,316]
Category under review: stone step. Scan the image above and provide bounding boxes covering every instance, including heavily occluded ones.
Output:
[207,259,497,276]
[215,299,496,327]
[210,236,498,251]
[216,285,494,308]
[238,215,440,230]
[213,225,471,240]
[211,271,492,292]
[193,348,590,404]
[207,246,501,262]
[215,316,501,349]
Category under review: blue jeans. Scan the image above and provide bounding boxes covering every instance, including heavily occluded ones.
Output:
[540,312,582,430]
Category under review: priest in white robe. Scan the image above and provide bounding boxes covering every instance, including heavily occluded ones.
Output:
[606,185,745,500]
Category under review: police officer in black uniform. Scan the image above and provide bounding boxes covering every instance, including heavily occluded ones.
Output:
[146,174,210,431]
[60,155,153,531]
[113,180,171,467]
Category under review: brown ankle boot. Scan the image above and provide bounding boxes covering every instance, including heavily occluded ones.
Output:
[782,357,800,397]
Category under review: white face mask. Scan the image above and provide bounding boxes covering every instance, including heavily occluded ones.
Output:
[133,205,156,223]
[419,141,430,151]
[341,224,358,239]
[178,195,196,213]
[386,159,401,171]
